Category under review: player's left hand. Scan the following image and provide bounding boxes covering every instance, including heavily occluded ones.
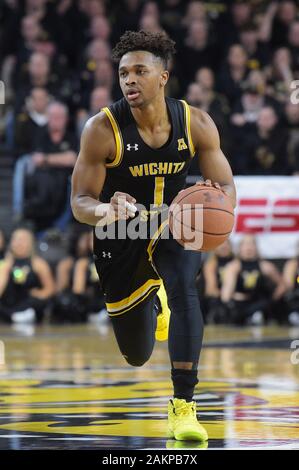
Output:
[201,180,235,208]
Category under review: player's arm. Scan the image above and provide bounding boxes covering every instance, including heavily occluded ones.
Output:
[71,113,111,225]
[71,113,136,226]
[190,107,236,208]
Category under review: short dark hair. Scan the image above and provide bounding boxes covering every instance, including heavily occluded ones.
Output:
[111,30,176,68]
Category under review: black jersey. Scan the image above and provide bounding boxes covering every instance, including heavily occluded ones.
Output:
[94,97,198,313]
[100,97,196,211]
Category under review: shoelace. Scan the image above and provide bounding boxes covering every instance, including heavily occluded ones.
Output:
[175,402,195,417]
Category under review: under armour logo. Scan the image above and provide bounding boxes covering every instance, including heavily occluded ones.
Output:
[102,251,111,258]
[127,143,138,151]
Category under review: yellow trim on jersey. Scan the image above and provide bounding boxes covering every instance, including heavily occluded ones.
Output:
[106,220,168,317]
[180,100,196,158]
[154,176,165,207]
[106,279,161,316]
[147,219,169,265]
[102,107,124,168]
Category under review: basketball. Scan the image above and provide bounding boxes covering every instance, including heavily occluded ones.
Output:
[169,183,235,251]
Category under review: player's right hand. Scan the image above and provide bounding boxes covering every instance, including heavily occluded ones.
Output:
[109,191,137,220]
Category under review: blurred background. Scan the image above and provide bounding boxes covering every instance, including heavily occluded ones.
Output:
[0,0,298,328]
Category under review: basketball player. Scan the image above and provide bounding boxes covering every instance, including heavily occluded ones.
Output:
[71,31,236,441]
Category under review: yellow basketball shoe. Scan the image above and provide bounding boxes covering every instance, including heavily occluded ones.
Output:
[155,283,170,342]
[167,398,208,441]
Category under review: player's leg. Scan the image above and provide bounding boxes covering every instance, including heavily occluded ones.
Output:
[153,236,203,400]
[94,235,160,367]
[153,236,208,441]
[109,294,157,367]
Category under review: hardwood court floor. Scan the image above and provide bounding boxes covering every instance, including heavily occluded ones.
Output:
[0,323,298,450]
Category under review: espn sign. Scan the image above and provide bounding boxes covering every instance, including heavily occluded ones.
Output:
[235,198,299,233]
[231,176,299,258]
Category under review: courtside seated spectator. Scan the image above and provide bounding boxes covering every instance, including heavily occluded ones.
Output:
[56,230,91,294]
[203,240,234,324]
[52,231,106,324]
[221,234,286,325]
[51,229,92,323]
[0,228,55,324]
[72,232,106,323]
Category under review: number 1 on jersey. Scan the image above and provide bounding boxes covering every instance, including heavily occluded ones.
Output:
[154,177,165,207]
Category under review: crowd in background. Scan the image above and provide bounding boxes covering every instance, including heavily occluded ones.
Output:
[0,0,299,325]
[1,0,299,230]
[0,227,298,326]
[0,227,107,324]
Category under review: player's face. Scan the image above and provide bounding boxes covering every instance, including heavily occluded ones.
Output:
[118,51,168,108]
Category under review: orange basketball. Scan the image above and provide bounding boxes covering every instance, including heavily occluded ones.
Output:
[168,183,235,252]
